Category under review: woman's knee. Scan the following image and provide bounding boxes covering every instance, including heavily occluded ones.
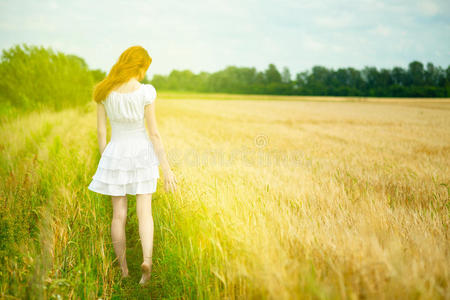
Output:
[112,196,128,222]
[136,194,152,207]
[136,194,153,218]
[112,210,127,222]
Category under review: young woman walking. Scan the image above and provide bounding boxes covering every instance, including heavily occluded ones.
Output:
[88,45,177,286]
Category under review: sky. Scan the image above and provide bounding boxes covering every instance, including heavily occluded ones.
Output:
[0,0,449,79]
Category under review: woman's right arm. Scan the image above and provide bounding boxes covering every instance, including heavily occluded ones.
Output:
[144,102,178,192]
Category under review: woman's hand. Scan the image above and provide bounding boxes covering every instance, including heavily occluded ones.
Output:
[163,168,178,192]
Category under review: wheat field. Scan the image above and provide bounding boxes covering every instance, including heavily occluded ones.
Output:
[1,95,449,299]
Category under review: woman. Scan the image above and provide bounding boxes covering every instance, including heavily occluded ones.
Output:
[87,45,177,286]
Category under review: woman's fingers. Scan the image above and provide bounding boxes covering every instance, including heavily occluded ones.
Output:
[165,179,174,192]
[173,180,178,192]
[163,173,178,193]
[165,178,170,191]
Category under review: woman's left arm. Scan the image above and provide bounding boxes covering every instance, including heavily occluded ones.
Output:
[96,102,108,155]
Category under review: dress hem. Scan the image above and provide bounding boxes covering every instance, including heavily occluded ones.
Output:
[88,186,157,196]
[88,178,157,196]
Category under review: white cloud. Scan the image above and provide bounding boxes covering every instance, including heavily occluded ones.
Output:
[314,13,355,29]
[371,25,392,37]
[302,36,326,52]
[418,0,439,16]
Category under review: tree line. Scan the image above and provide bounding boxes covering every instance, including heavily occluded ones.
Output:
[151,62,450,97]
[1,43,448,117]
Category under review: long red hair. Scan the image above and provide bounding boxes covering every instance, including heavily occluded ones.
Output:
[93,45,152,103]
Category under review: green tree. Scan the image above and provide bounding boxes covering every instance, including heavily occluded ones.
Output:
[281,67,291,83]
[0,43,94,111]
[264,64,282,84]
[408,61,425,86]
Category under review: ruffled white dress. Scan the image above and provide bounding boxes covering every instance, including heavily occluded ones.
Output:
[88,83,160,196]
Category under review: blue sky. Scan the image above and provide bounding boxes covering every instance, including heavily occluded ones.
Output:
[0,0,449,79]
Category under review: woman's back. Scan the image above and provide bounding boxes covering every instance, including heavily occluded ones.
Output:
[102,83,157,123]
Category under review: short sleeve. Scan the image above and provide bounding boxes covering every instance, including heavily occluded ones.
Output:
[143,84,157,107]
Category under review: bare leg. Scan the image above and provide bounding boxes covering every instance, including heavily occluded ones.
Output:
[111,195,129,278]
[136,193,154,286]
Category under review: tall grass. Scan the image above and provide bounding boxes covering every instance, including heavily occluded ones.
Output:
[0,95,448,299]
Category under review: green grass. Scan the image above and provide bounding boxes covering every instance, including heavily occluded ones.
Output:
[0,106,226,299]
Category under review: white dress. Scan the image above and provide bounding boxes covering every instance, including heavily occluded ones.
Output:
[88,83,160,196]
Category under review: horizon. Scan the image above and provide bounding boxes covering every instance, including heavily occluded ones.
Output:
[3,42,448,79]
